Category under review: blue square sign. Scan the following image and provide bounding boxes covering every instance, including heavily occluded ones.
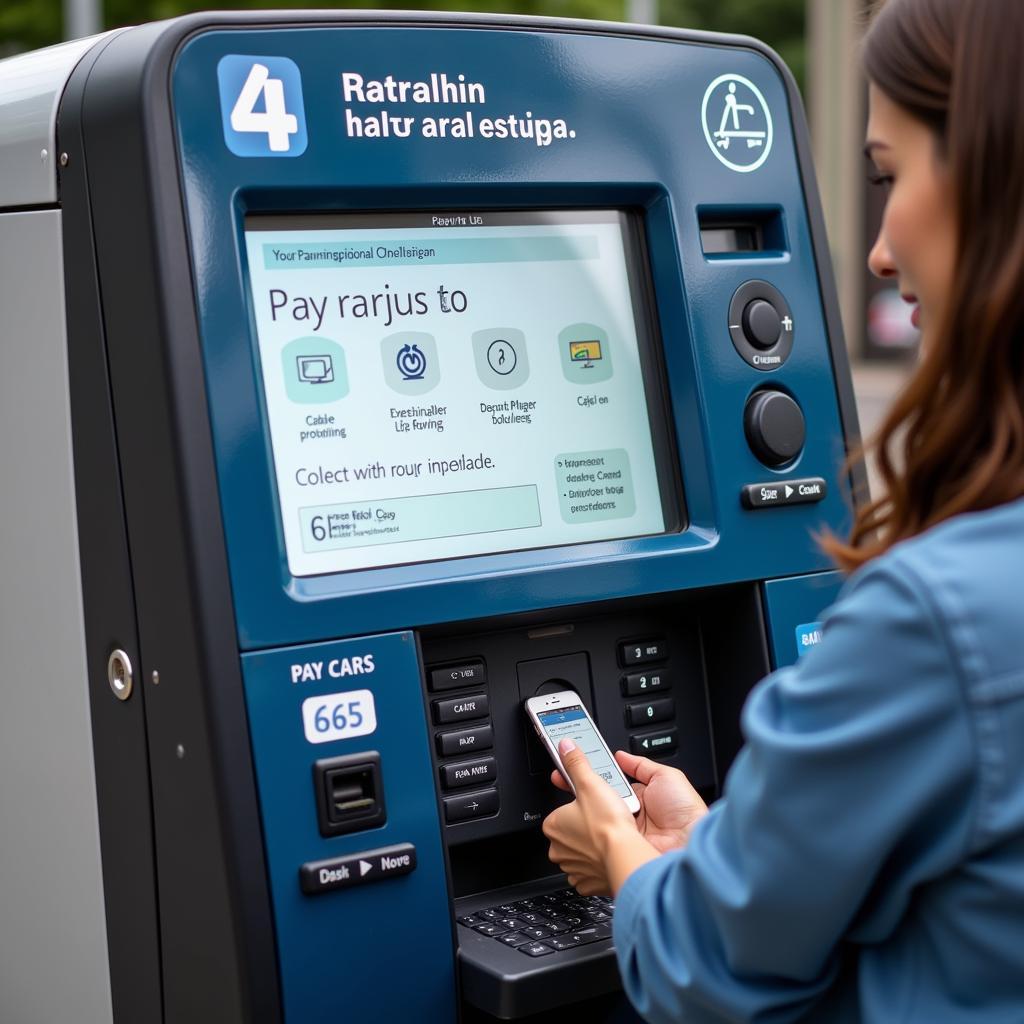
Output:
[795,621,823,658]
[217,55,308,157]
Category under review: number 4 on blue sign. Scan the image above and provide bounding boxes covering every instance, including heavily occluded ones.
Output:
[217,55,308,157]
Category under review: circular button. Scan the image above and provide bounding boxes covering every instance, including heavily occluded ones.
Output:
[744,391,805,467]
[742,299,782,349]
[728,281,794,370]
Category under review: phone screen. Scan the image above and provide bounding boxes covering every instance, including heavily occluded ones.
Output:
[536,705,633,799]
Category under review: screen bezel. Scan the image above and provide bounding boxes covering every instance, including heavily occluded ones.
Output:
[242,207,685,579]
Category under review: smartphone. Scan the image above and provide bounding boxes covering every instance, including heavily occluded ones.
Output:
[525,691,641,814]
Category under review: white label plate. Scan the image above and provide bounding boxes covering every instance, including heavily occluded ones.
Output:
[301,689,377,744]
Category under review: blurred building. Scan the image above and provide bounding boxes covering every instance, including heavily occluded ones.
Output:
[807,0,919,363]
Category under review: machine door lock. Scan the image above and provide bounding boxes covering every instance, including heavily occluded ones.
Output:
[107,649,134,702]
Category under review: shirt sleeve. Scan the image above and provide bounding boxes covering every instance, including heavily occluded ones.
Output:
[613,556,978,1023]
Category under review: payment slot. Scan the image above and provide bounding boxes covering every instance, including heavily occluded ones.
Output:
[0,11,858,1024]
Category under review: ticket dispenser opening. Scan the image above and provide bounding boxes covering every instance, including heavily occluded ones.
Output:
[0,12,861,1024]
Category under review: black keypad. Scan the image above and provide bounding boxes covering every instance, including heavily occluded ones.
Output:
[458,887,616,956]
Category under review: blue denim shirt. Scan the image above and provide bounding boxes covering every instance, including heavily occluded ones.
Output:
[614,499,1024,1022]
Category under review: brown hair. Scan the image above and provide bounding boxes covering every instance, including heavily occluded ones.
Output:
[824,0,1024,571]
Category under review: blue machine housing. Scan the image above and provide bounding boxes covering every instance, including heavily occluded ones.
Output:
[54,12,857,1024]
[169,18,856,649]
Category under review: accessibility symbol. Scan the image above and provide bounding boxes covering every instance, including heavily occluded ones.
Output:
[701,73,773,173]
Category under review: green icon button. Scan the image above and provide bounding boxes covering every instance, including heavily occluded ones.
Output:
[472,328,530,390]
[559,323,613,385]
[283,337,349,404]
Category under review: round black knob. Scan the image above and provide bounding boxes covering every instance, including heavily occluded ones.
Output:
[744,391,805,467]
[742,299,782,349]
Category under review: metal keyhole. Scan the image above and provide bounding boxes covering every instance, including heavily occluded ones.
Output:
[107,649,134,702]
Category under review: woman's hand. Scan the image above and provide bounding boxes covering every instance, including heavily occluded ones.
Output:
[542,740,709,896]
[614,750,709,852]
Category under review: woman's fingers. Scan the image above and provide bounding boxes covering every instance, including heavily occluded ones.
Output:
[615,750,679,786]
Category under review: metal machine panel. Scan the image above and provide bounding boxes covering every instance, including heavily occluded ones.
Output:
[0,210,113,1023]
[0,35,113,208]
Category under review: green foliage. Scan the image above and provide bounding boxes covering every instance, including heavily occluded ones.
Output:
[659,0,805,91]
[0,0,60,55]
[1,0,803,92]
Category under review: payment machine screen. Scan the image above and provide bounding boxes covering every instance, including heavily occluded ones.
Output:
[244,210,673,576]
[536,706,633,799]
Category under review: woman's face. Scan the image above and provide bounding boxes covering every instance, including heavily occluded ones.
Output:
[865,83,956,338]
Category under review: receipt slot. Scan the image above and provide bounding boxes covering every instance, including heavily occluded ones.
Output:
[0,12,861,1024]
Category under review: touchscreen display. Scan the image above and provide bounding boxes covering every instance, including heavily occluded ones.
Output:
[536,706,633,799]
[244,210,671,576]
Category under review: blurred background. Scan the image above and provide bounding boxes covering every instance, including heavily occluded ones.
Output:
[1,0,912,440]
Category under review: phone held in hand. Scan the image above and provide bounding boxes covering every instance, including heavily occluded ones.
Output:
[525,690,641,815]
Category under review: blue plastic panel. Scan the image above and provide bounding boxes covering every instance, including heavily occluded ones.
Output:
[762,570,845,669]
[241,631,456,1022]
[171,20,851,648]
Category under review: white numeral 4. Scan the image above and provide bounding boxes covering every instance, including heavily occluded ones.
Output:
[230,63,298,152]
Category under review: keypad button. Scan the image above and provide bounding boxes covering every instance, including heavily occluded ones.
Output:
[620,639,668,666]
[621,670,670,696]
[436,723,494,757]
[433,693,489,725]
[474,922,511,937]
[514,899,542,912]
[625,697,676,729]
[440,756,497,791]
[444,788,499,824]
[429,661,487,692]
[549,927,606,950]
[630,727,678,758]
[498,931,534,947]
[516,912,547,926]
[520,926,552,940]
[520,942,555,957]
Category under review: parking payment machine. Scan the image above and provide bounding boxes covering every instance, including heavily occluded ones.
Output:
[0,12,862,1024]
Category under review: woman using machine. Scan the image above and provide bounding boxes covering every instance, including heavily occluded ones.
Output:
[543,0,1024,1019]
